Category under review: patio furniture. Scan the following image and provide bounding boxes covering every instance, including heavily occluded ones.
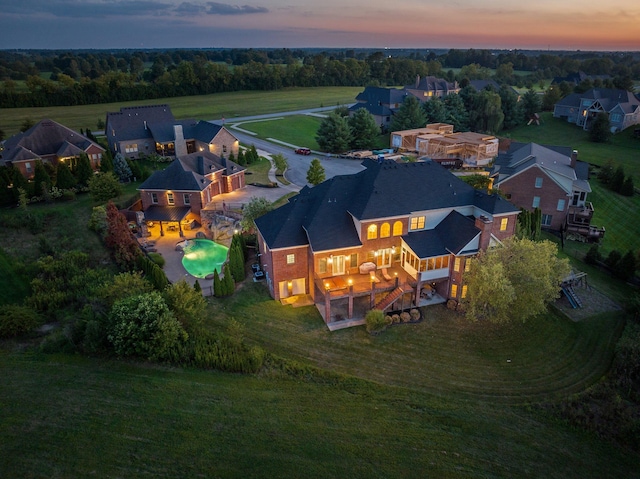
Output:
[381,268,392,281]
[359,262,376,274]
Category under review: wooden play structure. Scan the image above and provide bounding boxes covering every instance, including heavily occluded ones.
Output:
[390,123,499,167]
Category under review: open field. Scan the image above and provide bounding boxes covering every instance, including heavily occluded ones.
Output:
[0,86,362,136]
[234,115,323,150]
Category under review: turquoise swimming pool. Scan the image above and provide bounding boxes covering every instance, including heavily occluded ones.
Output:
[180,239,229,279]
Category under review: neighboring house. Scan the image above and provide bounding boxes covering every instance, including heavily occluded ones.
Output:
[1,119,104,179]
[391,123,499,167]
[491,142,604,240]
[255,159,519,326]
[138,151,245,233]
[105,104,239,159]
[553,88,640,132]
[469,80,520,98]
[404,75,460,101]
[349,86,408,130]
[551,71,610,86]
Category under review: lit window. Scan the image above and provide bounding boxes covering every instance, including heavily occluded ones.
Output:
[500,218,508,231]
[461,285,468,299]
[535,177,543,188]
[167,193,174,205]
[393,221,403,236]
[318,258,327,273]
[451,284,458,298]
[532,196,540,208]
[380,223,390,238]
[557,199,566,211]
[464,259,471,272]
[367,224,377,240]
[410,216,425,230]
[151,193,158,204]
[287,254,295,264]
[183,194,190,205]
[350,254,358,268]
[454,257,461,272]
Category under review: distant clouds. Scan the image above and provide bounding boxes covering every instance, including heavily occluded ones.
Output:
[2,0,269,18]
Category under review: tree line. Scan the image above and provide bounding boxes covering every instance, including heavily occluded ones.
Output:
[1,48,637,109]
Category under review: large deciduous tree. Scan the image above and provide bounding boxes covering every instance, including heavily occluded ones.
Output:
[240,196,273,232]
[108,291,188,361]
[348,108,379,150]
[464,238,570,323]
[315,112,351,153]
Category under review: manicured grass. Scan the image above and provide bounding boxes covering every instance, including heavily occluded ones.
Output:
[0,87,362,136]
[234,115,323,150]
[589,181,640,254]
[244,156,271,185]
[1,346,637,479]
[208,284,623,404]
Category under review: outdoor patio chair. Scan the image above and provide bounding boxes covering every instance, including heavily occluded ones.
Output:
[381,268,392,281]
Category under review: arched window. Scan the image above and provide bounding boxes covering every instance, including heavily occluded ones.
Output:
[393,221,403,236]
[380,223,390,238]
[367,224,377,240]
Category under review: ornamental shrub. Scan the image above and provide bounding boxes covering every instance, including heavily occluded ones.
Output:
[365,309,390,334]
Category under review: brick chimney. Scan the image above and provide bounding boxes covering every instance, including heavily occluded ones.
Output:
[570,150,578,169]
[475,215,493,251]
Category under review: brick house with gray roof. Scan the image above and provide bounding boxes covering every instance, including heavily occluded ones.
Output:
[491,142,603,240]
[255,159,519,326]
[1,119,104,179]
[105,104,239,159]
[553,88,640,133]
[349,86,409,131]
[138,151,245,233]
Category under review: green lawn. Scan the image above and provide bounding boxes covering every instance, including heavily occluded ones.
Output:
[244,156,272,185]
[234,115,323,150]
[0,87,362,136]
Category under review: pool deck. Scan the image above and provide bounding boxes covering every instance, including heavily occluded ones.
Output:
[138,225,218,296]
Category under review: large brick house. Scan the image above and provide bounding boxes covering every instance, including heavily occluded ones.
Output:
[491,142,600,236]
[105,104,239,159]
[1,119,104,179]
[137,151,245,233]
[255,159,519,325]
[553,88,640,133]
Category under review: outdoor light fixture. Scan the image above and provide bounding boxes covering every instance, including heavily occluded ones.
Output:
[348,279,353,285]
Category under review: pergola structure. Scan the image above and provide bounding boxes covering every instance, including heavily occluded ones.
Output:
[142,205,191,237]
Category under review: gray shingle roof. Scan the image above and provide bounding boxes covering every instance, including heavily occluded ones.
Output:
[403,210,480,258]
[256,159,518,252]
[106,104,175,143]
[1,119,103,166]
[555,88,640,113]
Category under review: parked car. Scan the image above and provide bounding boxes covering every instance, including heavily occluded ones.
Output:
[295,147,311,155]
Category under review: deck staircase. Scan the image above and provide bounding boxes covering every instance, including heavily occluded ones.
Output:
[374,284,408,311]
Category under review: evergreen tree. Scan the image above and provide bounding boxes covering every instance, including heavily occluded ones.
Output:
[616,250,637,281]
[32,160,51,197]
[499,85,522,130]
[237,149,246,166]
[56,162,77,189]
[193,280,202,293]
[621,176,635,196]
[315,112,351,153]
[521,89,542,119]
[248,145,259,164]
[12,168,30,198]
[222,264,235,296]
[229,243,245,283]
[127,159,143,182]
[113,153,132,182]
[306,158,326,186]
[610,166,625,193]
[589,112,612,143]
[100,149,114,173]
[213,270,223,298]
[75,153,94,187]
[389,95,426,132]
[443,94,469,131]
[422,96,447,124]
[348,108,379,150]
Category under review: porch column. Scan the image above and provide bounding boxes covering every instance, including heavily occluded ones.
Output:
[348,284,354,319]
[370,277,376,309]
[324,287,331,324]
[159,222,164,236]
[179,221,184,237]
[415,278,422,307]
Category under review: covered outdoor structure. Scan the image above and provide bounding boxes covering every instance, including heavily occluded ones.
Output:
[142,205,192,237]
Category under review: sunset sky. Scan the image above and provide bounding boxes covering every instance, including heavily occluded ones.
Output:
[1,0,638,51]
